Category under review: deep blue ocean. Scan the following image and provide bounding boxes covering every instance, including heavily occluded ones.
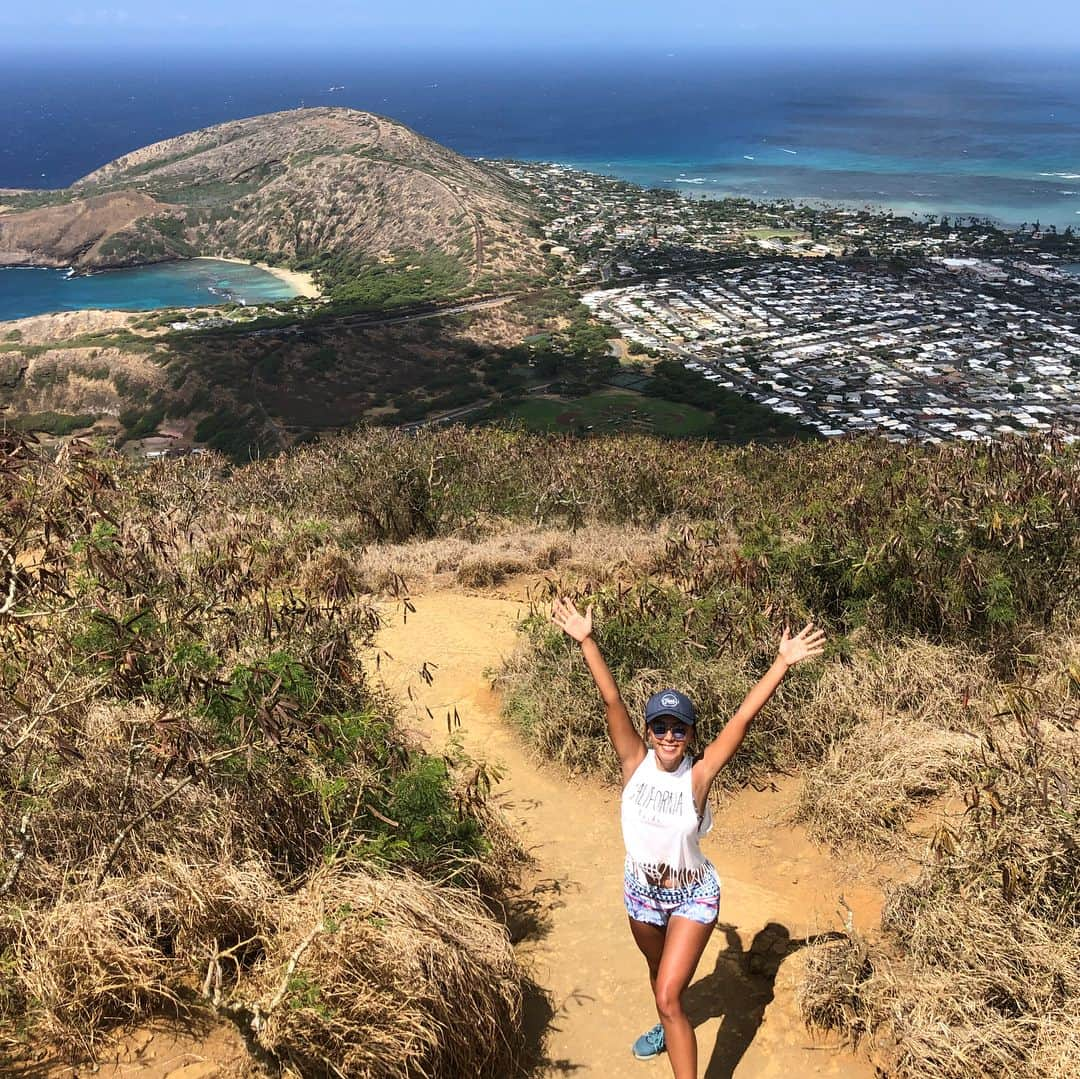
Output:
[2,48,1080,245]
[2,46,1079,228]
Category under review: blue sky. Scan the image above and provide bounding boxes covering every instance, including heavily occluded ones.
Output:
[4,1,1079,50]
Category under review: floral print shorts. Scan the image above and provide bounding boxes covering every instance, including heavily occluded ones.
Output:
[623,862,721,927]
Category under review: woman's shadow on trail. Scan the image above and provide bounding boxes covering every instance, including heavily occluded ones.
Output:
[683,921,845,1079]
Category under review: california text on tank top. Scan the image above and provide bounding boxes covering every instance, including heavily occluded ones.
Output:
[621,750,713,886]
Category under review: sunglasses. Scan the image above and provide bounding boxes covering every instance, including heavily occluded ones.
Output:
[648,720,690,740]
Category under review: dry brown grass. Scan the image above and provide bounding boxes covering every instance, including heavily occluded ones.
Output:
[793,640,996,848]
[248,867,526,1079]
[801,637,996,750]
[799,641,1080,1078]
[11,884,176,1045]
[796,716,981,849]
[451,298,540,350]
[7,347,164,417]
[7,861,278,1050]
[1025,634,1080,727]
[0,309,137,347]
[297,548,372,600]
[213,520,664,608]
[802,908,1080,1079]
[0,434,537,1067]
[1,698,343,910]
[354,521,665,594]
[456,555,528,588]
[797,934,874,1043]
[0,692,531,1061]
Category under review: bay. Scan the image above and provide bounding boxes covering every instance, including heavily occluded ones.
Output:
[0,260,299,322]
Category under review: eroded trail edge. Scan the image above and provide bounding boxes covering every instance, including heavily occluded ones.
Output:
[376,589,881,1079]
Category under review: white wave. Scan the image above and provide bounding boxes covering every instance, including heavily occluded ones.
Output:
[1039,172,1080,180]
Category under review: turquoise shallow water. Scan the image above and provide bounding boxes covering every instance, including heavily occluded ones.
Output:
[0,259,299,322]
[563,155,1080,230]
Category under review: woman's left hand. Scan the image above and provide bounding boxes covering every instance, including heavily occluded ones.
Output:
[777,622,826,667]
[552,597,594,643]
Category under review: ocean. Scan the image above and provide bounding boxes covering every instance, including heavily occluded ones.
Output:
[2,46,1079,227]
[0,261,300,322]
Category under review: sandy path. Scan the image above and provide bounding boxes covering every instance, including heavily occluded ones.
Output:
[376,589,881,1079]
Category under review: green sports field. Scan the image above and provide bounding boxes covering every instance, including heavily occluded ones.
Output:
[484,390,716,437]
[743,227,806,240]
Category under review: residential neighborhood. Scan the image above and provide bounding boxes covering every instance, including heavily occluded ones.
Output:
[583,260,1080,441]
[491,161,1080,442]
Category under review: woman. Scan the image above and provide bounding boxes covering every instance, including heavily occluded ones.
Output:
[551,597,825,1079]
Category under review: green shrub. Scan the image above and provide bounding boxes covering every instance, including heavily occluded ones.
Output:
[12,411,96,436]
[500,580,815,783]
[227,429,1077,655]
[119,406,165,441]
[315,246,470,313]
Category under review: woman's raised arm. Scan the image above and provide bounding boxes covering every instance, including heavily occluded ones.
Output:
[696,622,826,793]
[552,598,645,779]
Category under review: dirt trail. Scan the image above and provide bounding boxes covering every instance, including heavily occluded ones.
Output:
[51,585,884,1078]
[376,588,882,1079]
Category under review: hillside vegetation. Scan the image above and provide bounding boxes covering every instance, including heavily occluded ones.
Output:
[1,425,1077,1076]
[0,431,533,1075]
[0,287,810,459]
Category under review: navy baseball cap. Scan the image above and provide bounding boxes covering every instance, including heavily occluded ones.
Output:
[644,689,696,726]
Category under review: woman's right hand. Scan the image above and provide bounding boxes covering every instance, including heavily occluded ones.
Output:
[551,597,593,643]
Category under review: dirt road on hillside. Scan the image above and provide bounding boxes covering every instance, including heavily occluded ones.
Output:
[376,589,881,1079]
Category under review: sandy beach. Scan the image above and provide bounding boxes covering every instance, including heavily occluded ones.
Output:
[194,255,320,298]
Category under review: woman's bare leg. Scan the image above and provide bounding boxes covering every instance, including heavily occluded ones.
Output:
[629,916,667,994]
[652,915,715,1079]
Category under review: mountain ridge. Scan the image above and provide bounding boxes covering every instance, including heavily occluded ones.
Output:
[0,107,542,288]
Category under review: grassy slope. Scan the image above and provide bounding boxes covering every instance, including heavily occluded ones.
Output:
[0,431,534,1073]
[1,425,1076,1076]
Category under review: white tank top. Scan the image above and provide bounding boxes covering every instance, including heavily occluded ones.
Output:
[621,750,713,886]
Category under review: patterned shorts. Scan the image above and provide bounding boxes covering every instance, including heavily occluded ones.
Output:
[623,862,721,928]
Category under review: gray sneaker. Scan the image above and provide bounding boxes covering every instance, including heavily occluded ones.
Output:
[632,1022,665,1060]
